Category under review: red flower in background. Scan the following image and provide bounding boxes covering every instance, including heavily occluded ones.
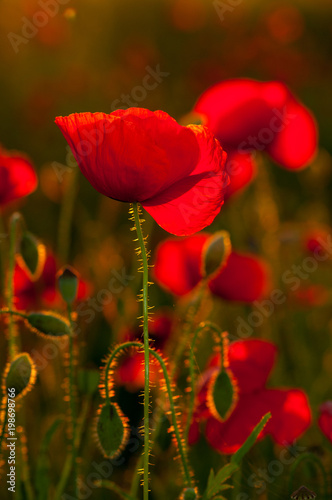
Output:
[55,108,229,236]
[115,312,174,392]
[154,233,269,302]
[318,401,332,443]
[0,146,37,209]
[14,251,89,310]
[189,339,311,454]
[194,79,318,197]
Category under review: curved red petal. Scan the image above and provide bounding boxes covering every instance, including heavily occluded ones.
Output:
[228,339,277,394]
[266,96,318,169]
[318,401,332,443]
[209,251,270,302]
[194,79,289,150]
[55,109,199,202]
[153,234,207,295]
[0,149,37,208]
[205,388,311,454]
[224,151,257,199]
[142,125,228,235]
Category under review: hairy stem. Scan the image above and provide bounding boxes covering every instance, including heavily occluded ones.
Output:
[132,203,150,500]
[67,303,78,498]
[184,321,223,444]
[6,213,21,360]
[105,341,192,490]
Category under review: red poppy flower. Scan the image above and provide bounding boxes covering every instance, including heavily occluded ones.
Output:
[292,285,329,307]
[195,79,317,170]
[154,233,269,302]
[0,146,37,209]
[304,227,331,258]
[115,312,174,392]
[318,401,332,443]
[193,79,318,196]
[14,251,89,310]
[189,339,311,454]
[55,108,229,236]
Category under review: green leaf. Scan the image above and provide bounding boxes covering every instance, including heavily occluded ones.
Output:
[205,463,238,499]
[231,412,271,466]
[96,403,129,459]
[208,369,237,421]
[26,312,71,338]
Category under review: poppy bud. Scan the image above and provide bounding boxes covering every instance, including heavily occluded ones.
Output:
[180,487,198,499]
[207,369,238,422]
[4,353,37,400]
[25,311,71,338]
[96,403,129,459]
[201,231,231,280]
[16,231,46,282]
[57,266,79,304]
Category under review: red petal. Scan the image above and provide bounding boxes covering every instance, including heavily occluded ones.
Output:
[224,151,257,199]
[228,339,277,394]
[209,252,270,302]
[142,125,228,235]
[55,109,199,202]
[0,149,37,208]
[318,401,332,443]
[266,95,318,169]
[194,79,318,170]
[205,388,311,454]
[154,234,207,295]
[194,79,288,150]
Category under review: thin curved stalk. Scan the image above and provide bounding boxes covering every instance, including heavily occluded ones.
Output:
[131,203,150,500]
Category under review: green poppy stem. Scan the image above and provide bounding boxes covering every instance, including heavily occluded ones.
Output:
[6,213,22,360]
[132,203,150,500]
[67,303,78,499]
[184,321,224,444]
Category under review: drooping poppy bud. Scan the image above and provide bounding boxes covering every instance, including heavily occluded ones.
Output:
[57,265,79,304]
[4,353,37,400]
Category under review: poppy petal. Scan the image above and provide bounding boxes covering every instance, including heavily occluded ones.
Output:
[154,234,207,295]
[142,125,228,235]
[209,252,269,302]
[0,149,37,208]
[228,339,277,394]
[205,388,311,454]
[266,96,318,169]
[55,110,200,202]
[225,151,257,199]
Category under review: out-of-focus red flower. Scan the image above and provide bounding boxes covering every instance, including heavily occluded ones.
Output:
[304,227,331,258]
[115,312,173,392]
[14,251,89,311]
[189,339,311,454]
[292,285,329,307]
[0,146,37,209]
[55,109,228,236]
[318,401,332,443]
[154,233,269,302]
[193,79,318,197]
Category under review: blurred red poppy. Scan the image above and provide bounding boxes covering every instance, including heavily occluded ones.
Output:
[292,284,329,307]
[115,312,173,392]
[0,146,37,209]
[189,339,311,454]
[318,401,332,443]
[14,251,89,310]
[154,233,269,302]
[194,79,318,196]
[55,108,228,236]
